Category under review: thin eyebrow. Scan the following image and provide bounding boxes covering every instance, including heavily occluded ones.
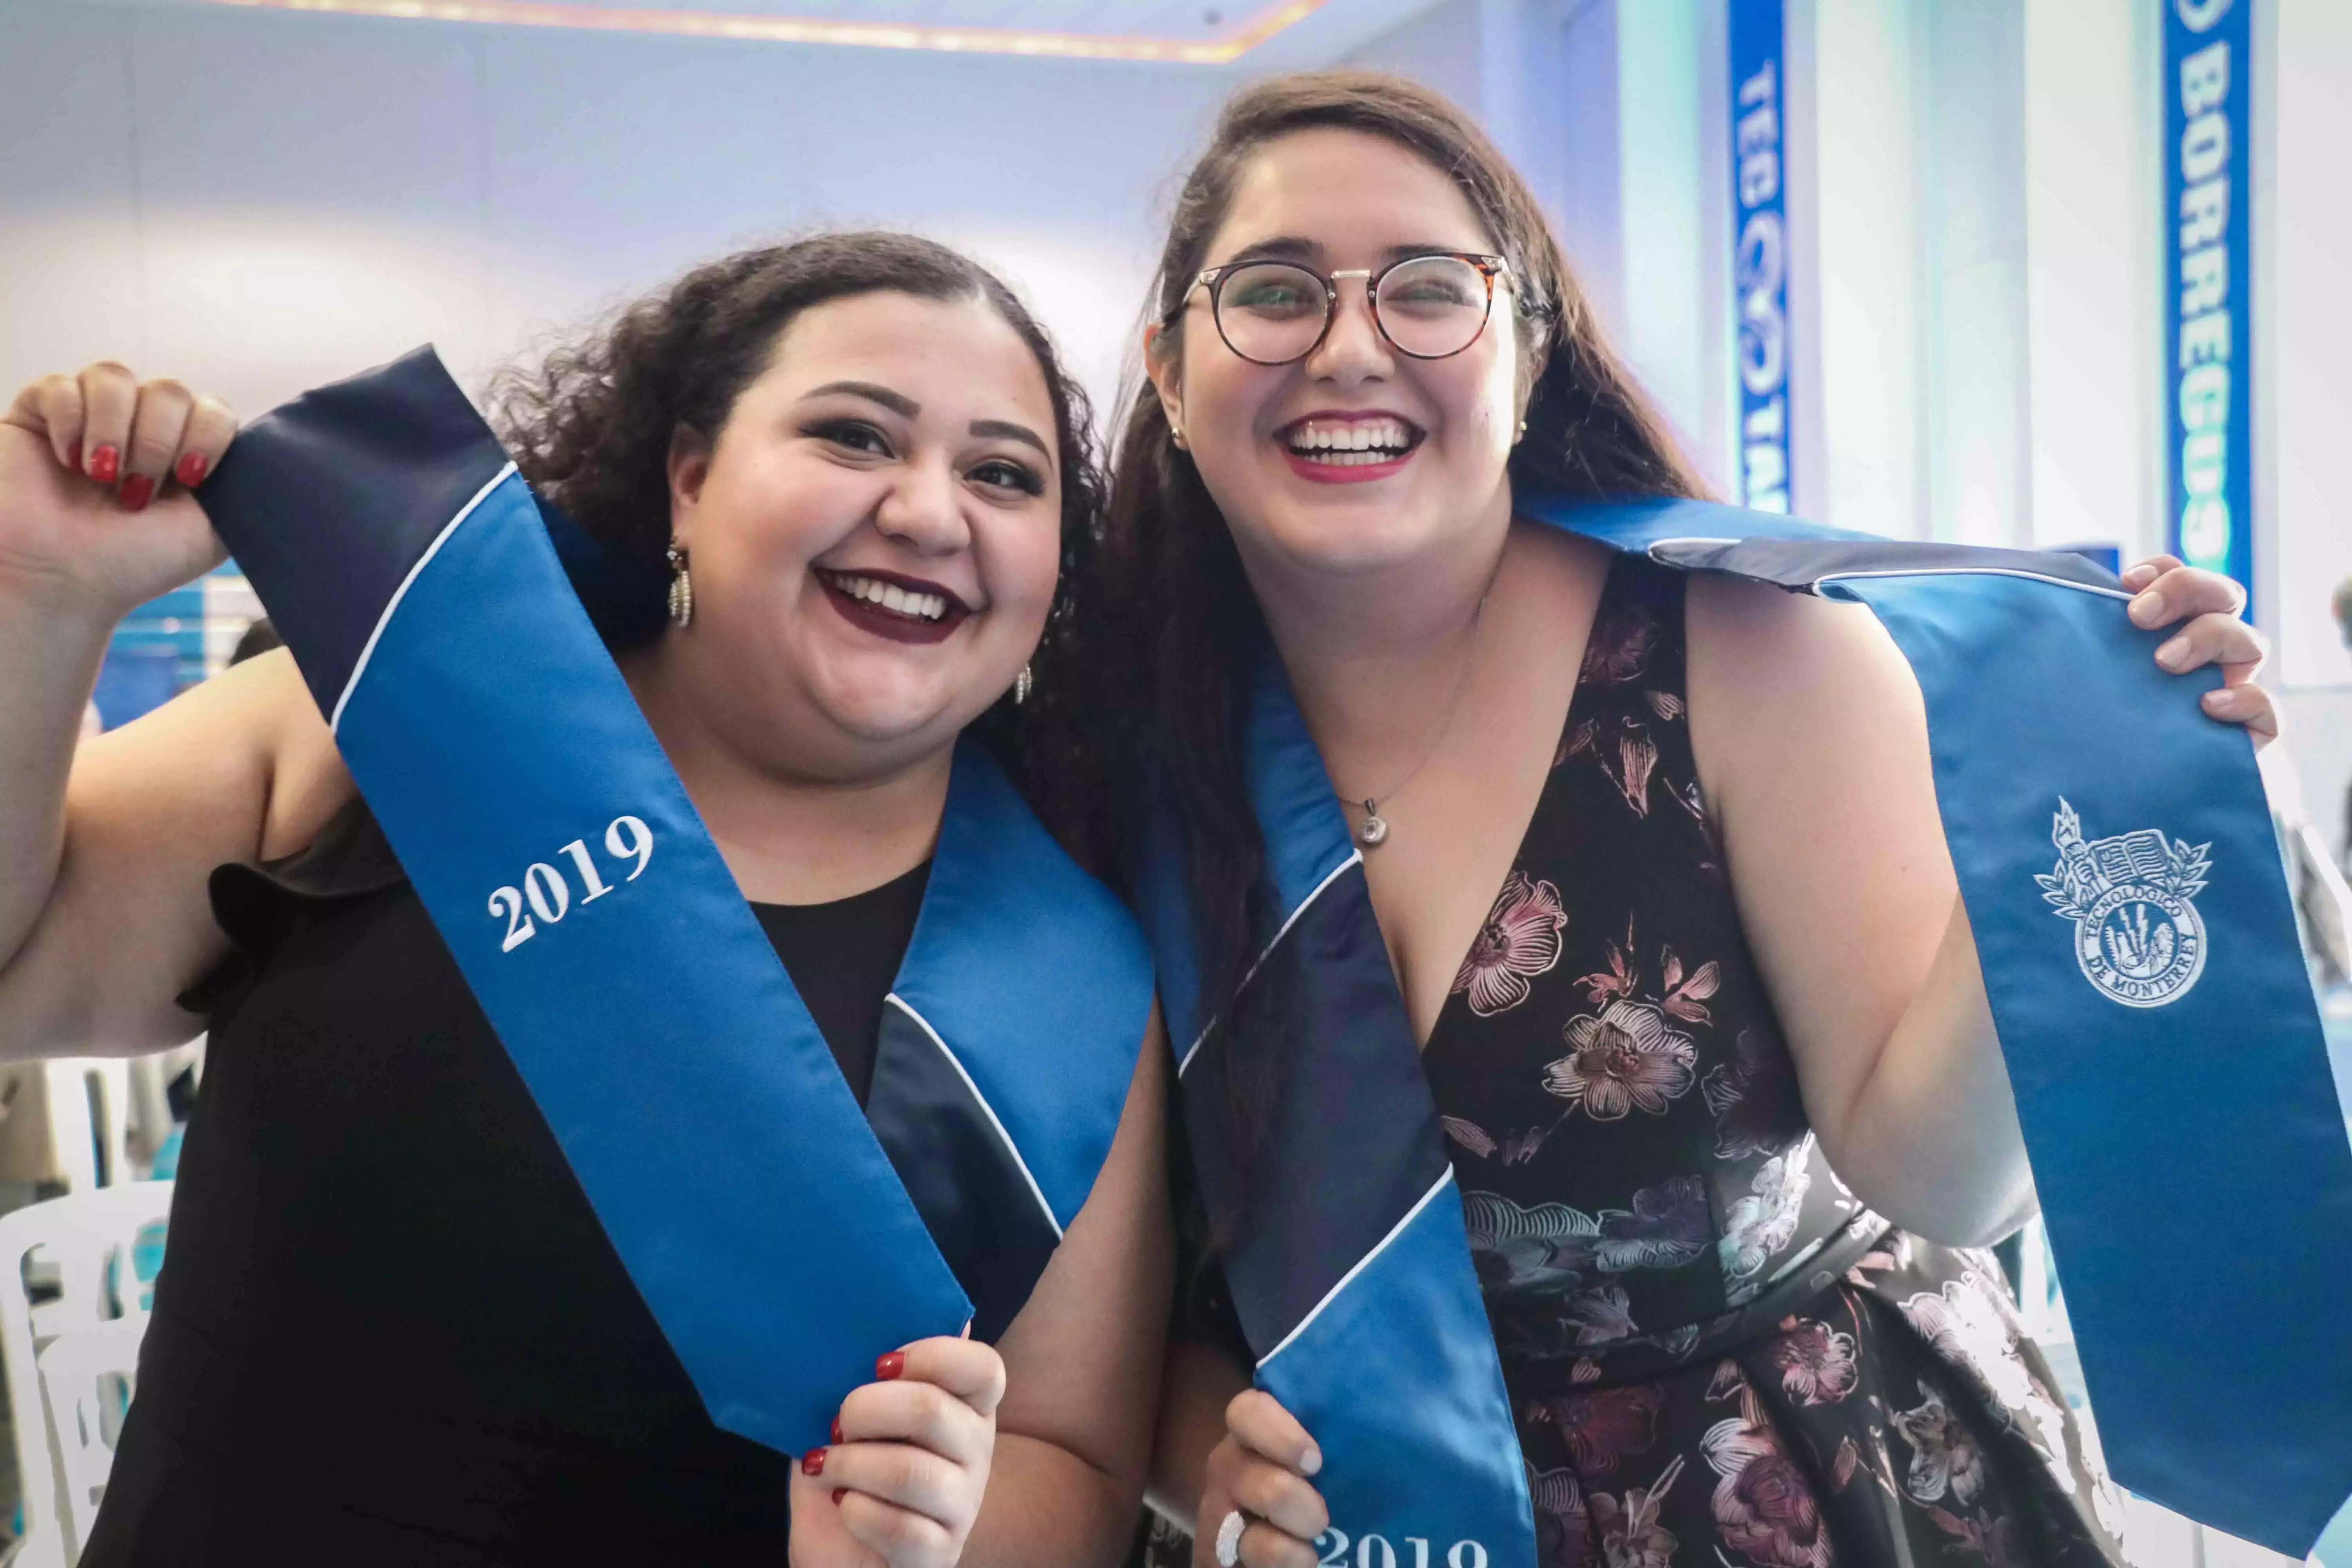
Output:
[1217,238,1483,269]
[1382,243,1479,264]
[969,419,1051,458]
[1221,235,1321,264]
[804,380,919,417]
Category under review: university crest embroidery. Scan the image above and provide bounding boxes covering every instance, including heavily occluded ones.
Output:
[2036,799,2210,1008]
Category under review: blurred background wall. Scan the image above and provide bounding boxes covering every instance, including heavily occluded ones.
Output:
[2,0,2347,860]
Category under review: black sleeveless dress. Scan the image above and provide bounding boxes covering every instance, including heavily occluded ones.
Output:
[1142,557,2127,1568]
[82,800,928,1566]
[1421,558,2123,1568]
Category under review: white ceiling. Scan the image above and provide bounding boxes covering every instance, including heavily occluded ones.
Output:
[141,0,1450,65]
[536,2,1265,30]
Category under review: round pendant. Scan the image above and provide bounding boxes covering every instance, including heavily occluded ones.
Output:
[1358,813,1389,848]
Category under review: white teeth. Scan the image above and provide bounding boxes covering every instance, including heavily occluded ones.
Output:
[828,573,952,622]
[1283,417,1416,460]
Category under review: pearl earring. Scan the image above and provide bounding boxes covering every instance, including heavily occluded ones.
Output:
[666,544,693,628]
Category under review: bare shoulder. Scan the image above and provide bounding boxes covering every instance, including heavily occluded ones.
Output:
[1682,572,1924,812]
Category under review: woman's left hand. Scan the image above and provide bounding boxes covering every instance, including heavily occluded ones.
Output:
[788,1337,1006,1568]
[2122,555,2278,749]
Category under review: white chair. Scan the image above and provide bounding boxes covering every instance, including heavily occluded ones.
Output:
[36,1061,131,1196]
[36,1320,144,1559]
[0,1183,173,1568]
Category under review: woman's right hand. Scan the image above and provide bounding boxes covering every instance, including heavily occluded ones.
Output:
[788,1337,1007,1568]
[1193,1390,1330,1568]
[0,363,236,621]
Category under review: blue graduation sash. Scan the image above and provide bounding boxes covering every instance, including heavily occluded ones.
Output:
[196,348,1153,1454]
[1137,495,2352,1562]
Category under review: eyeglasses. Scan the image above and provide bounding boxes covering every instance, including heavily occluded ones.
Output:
[1174,252,1510,366]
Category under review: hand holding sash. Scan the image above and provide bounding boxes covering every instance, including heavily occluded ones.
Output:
[788,1337,1006,1568]
[0,364,233,624]
[2118,555,2278,742]
[1194,1391,1329,1568]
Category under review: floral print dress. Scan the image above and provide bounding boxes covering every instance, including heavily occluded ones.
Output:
[1421,556,2125,1568]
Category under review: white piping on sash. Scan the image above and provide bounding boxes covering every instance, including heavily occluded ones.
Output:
[1176,847,1364,1081]
[1256,1165,1456,1372]
[330,461,519,735]
[1808,564,2134,600]
[885,994,1064,1240]
[1634,537,2136,603]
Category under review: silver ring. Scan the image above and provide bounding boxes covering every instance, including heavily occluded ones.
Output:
[1213,1507,1248,1568]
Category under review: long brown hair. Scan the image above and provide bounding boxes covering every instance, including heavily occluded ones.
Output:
[1085,71,1703,1226]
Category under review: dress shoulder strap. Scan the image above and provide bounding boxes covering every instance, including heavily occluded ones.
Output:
[179,796,410,1015]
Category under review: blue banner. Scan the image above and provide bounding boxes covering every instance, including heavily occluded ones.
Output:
[1518,498,2352,1556]
[2165,0,2254,610]
[1136,660,1539,1568]
[1729,0,1792,513]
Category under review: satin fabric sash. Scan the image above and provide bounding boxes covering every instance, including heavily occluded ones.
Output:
[1138,650,1539,1568]
[196,348,1152,1454]
[1139,494,2352,1562]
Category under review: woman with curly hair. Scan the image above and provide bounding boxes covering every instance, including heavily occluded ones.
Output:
[0,233,1169,1567]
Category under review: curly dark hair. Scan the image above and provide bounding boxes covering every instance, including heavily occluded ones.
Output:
[485,231,1108,838]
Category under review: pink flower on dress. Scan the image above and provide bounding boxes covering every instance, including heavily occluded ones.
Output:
[1658,947,1720,1025]
[1889,1382,1988,1508]
[1577,937,1641,1008]
[1527,1466,1593,1568]
[1544,1001,1699,1120]
[1769,1318,1860,1406]
[1440,1115,1498,1158]
[1900,1274,2073,1479]
[1581,601,1659,688]
[1606,724,1661,816]
[1539,1385,1661,1475]
[1702,1419,1835,1568]
[1452,871,1569,1016]
[1588,1455,1683,1568]
[1568,1283,1639,1346]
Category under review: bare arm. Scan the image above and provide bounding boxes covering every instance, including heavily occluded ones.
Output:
[0,366,351,1060]
[1145,1337,1250,1534]
[1685,565,2271,1245]
[973,1013,1174,1565]
[797,1013,1174,1568]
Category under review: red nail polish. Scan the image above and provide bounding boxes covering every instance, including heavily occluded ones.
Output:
[832,1489,847,1506]
[67,441,82,471]
[89,445,120,484]
[119,473,156,512]
[801,1447,826,1476]
[876,1351,904,1381]
[175,451,209,488]
[830,1416,843,1445]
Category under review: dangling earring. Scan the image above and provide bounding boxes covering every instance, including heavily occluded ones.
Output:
[1014,663,1034,705]
[666,544,693,628]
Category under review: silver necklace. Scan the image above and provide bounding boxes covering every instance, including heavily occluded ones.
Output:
[1337,588,1492,850]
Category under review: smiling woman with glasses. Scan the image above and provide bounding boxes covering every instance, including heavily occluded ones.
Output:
[1087,69,2276,1568]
